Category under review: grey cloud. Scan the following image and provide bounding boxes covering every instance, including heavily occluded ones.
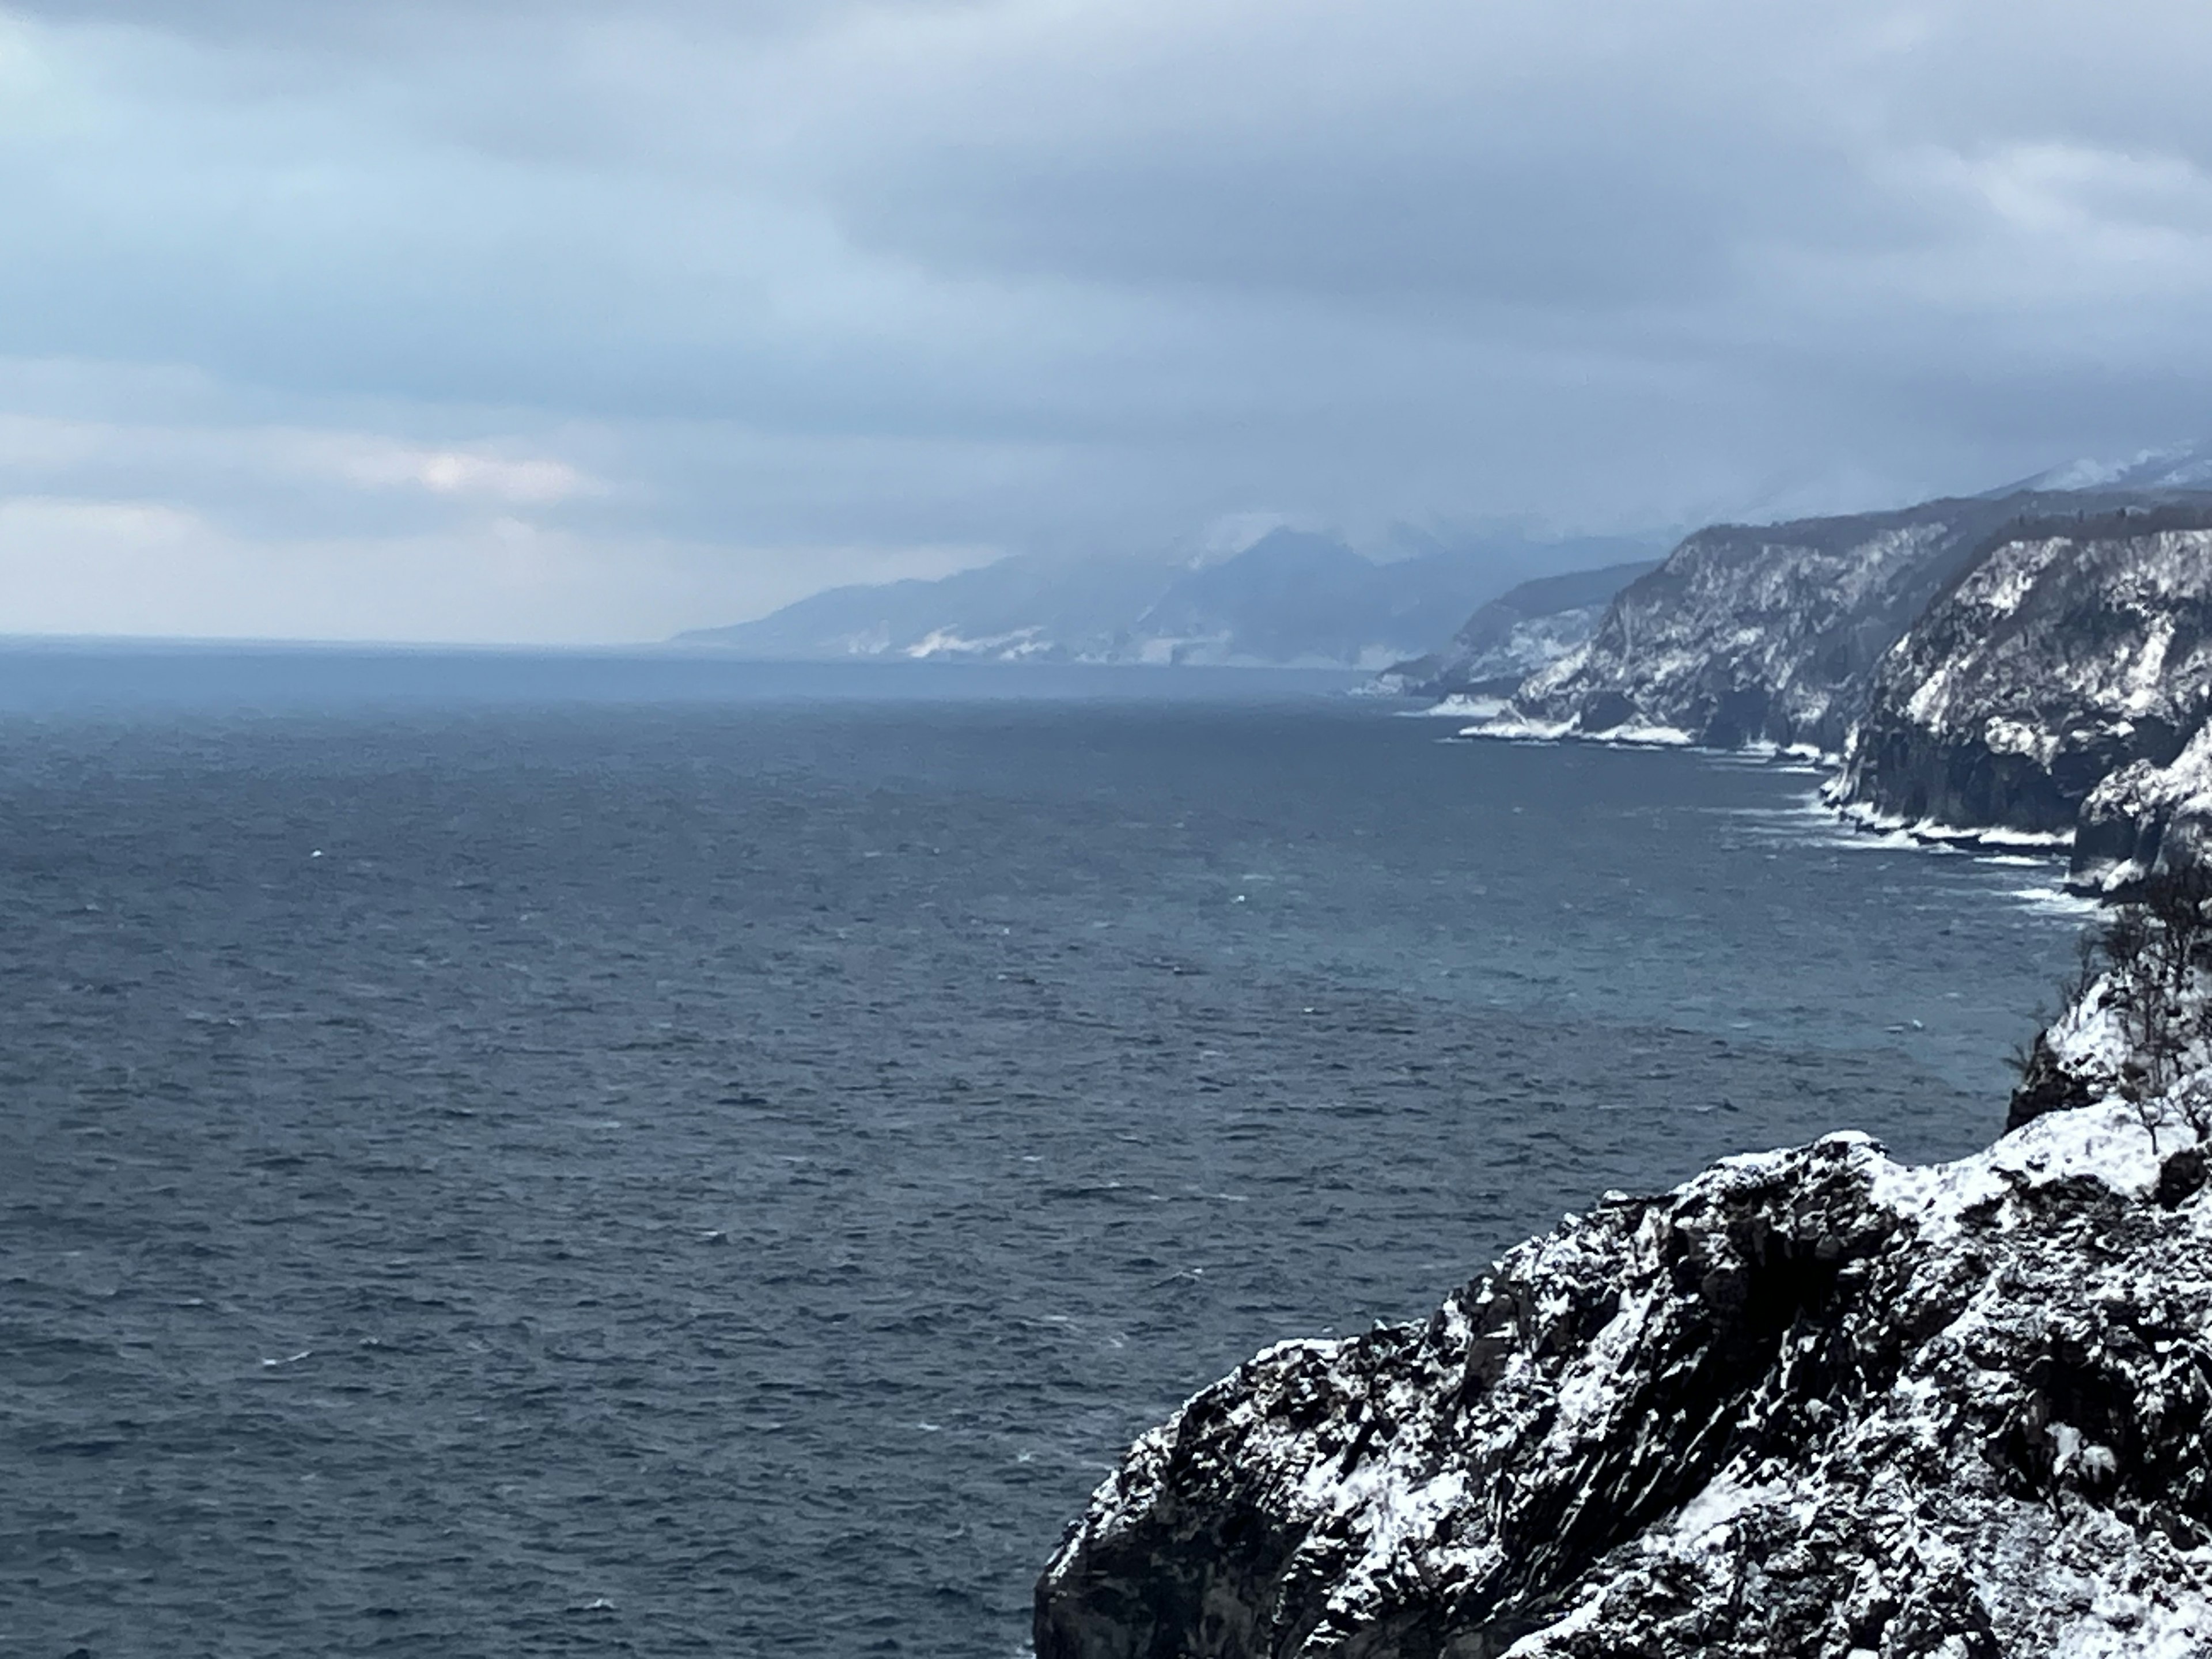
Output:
[4,1,2212,641]
[0,0,849,51]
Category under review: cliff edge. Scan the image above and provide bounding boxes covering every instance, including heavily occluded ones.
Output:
[1510,495,2047,753]
[1835,507,2212,853]
[1036,1103,2212,1658]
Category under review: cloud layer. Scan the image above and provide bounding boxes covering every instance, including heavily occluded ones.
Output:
[3,1,2210,640]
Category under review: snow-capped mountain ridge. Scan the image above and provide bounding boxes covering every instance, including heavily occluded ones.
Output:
[1434,475,2212,885]
[2003,437,2212,495]
[1500,490,2171,755]
[676,529,1664,671]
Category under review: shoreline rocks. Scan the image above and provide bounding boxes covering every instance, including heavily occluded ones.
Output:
[1036,1105,2212,1658]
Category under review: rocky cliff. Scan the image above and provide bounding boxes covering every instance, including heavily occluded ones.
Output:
[1832,507,2212,845]
[1508,496,2051,753]
[1442,483,2212,886]
[1033,502,2212,1654]
[1372,563,1658,700]
[2077,724,2212,892]
[1036,1102,2212,1658]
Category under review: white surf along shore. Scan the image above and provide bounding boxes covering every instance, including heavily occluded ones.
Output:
[1404,692,2086,865]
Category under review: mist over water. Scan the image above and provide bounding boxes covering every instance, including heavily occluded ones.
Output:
[2,657,2086,1657]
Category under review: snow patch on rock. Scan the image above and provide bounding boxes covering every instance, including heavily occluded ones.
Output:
[1840,518,2212,854]
[1037,1105,2212,1659]
[2077,722,2212,894]
[1512,501,2025,755]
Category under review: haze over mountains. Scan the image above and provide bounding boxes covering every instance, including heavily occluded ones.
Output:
[2005,441,2212,495]
[690,427,2212,896]
[1369,561,1662,698]
[675,528,1666,669]
[679,442,2212,713]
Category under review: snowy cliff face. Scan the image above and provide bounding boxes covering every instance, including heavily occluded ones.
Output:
[1511,499,2032,753]
[1036,1108,2212,1659]
[1376,563,1659,699]
[1836,513,2212,843]
[2076,724,2212,893]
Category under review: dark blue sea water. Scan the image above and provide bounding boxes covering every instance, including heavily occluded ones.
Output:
[1,653,2092,1657]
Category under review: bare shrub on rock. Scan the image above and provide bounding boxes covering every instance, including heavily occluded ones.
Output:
[2092,863,2212,1146]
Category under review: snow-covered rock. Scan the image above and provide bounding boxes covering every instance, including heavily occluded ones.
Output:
[2003,877,2212,1147]
[1505,497,2056,753]
[1837,508,2212,846]
[2006,969,2133,1133]
[1374,562,1658,699]
[1036,1107,2212,1658]
[2076,724,2212,895]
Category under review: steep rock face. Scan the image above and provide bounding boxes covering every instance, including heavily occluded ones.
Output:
[2002,896,2212,1146]
[1376,563,1658,699]
[1511,498,2043,753]
[1037,1108,2212,1658]
[2075,723,2212,893]
[2004,963,2137,1133]
[1838,512,2212,840]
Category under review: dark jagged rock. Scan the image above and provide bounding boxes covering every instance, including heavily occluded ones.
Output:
[2005,1031,2099,1132]
[1036,1108,2212,1657]
[2159,1146,2208,1209]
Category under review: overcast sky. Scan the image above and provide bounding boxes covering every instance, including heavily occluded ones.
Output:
[3,2,2210,642]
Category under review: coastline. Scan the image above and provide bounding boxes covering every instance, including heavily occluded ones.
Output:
[1036,1095,2212,1658]
[1035,724,2209,1653]
[1422,697,2092,873]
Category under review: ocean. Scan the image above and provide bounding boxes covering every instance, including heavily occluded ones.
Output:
[0,653,2091,1657]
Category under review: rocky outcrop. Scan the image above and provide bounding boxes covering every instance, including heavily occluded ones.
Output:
[1835,507,2212,844]
[1509,496,2058,753]
[1036,513,2212,1654]
[2003,1030,2101,1132]
[1036,1107,2212,1658]
[2075,723,2212,893]
[1465,489,2212,869]
[1374,563,1658,699]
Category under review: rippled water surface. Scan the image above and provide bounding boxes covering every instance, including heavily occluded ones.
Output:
[2,656,2090,1657]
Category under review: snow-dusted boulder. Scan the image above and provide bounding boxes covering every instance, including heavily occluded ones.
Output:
[1838,510,2212,841]
[1036,1110,2212,1658]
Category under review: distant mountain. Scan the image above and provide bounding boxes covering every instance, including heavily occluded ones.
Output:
[2005,438,2212,494]
[674,528,1666,669]
[677,554,1176,664]
[1367,561,1660,698]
